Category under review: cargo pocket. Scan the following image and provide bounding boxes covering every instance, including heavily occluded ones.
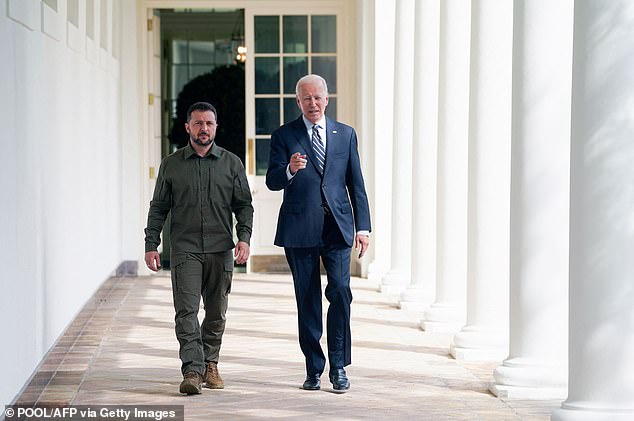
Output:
[223,251,234,295]
[170,253,202,314]
[170,253,189,296]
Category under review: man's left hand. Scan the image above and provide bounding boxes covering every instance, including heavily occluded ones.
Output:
[355,234,370,259]
[234,241,250,264]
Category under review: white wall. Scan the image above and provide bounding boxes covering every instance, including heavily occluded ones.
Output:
[119,1,143,266]
[0,0,140,405]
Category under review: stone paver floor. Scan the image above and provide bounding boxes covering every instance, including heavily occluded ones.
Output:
[14,273,561,420]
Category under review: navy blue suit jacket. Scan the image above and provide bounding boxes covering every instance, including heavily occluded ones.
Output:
[266,116,371,248]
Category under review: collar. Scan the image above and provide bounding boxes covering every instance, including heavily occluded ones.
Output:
[302,115,326,131]
[184,141,221,159]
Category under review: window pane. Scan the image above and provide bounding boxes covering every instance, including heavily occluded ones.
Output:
[256,98,280,135]
[325,97,337,120]
[172,40,188,64]
[169,99,178,119]
[171,64,189,97]
[214,40,235,65]
[283,16,307,53]
[312,16,336,53]
[255,138,271,176]
[255,57,280,94]
[189,41,215,64]
[190,65,213,80]
[255,16,279,53]
[283,57,307,94]
[312,57,337,93]
[284,98,300,124]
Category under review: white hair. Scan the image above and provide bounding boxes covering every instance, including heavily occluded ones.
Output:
[295,74,329,97]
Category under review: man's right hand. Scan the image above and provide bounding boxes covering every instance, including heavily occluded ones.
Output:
[145,251,161,272]
[289,152,307,174]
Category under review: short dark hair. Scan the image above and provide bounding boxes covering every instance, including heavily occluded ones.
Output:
[187,102,218,122]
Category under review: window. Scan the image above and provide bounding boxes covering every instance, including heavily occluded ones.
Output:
[253,14,337,174]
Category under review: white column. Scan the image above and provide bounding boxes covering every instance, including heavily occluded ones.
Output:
[490,0,572,399]
[354,1,372,278]
[552,1,634,420]
[421,0,470,332]
[399,0,439,311]
[450,0,512,361]
[380,0,415,295]
[366,0,395,285]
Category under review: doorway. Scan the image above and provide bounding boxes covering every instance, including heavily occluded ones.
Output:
[246,11,341,272]
[141,1,354,273]
[160,8,246,162]
[157,8,246,269]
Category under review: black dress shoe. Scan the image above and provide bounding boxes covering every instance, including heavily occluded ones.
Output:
[329,368,350,393]
[302,374,321,390]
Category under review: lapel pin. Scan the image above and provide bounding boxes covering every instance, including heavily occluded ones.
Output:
[332,130,337,134]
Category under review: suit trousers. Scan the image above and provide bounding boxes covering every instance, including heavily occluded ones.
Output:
[284,213,353,376]
[170,251,233,375]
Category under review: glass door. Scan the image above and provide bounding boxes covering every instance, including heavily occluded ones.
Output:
[252,14,338,173]
[245,10,341,272]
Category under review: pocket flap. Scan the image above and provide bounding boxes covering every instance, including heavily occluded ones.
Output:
[171,253,188,268]
[224,252,234,272]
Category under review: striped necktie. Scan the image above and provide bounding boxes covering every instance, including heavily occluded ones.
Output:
[312,124,325,173]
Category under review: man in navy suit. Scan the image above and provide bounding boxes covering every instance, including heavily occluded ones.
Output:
[266,74,371,393]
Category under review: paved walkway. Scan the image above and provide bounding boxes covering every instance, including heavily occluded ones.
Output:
[14,273,561,420]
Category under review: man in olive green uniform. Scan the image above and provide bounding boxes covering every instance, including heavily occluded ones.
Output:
[144,102,253,395]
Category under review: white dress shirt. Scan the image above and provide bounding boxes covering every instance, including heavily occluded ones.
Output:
[285,116,369,238]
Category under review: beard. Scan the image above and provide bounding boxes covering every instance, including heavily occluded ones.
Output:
[190,132,214,147]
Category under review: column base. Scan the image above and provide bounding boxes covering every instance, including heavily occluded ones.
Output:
[450,325,508,361]
[420,301,465,332]
[551,403,634,421]
[399,300,428,312]
[420,320,464,333]
[490,357,567,399]
[380,270,408,295]
[490,383,567,400]
[398,286,434,312]
[451,346,507,362]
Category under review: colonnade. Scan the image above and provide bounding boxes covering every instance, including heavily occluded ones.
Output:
[366,0,634,419]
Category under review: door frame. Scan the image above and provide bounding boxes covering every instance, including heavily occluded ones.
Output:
[137,0,357,271]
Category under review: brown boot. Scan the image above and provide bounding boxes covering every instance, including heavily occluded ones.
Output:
[204,362,225,389]
[179,371,203,395]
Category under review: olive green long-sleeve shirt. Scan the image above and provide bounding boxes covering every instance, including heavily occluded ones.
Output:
[144,142,253,260]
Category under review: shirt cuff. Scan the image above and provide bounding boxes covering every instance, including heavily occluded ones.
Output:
[356,230,370,237]
[145,243,159,253]
[286,164,296,180]
[237,233,251,245]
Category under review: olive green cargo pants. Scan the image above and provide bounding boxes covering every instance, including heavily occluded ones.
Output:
[170,251,233,375]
